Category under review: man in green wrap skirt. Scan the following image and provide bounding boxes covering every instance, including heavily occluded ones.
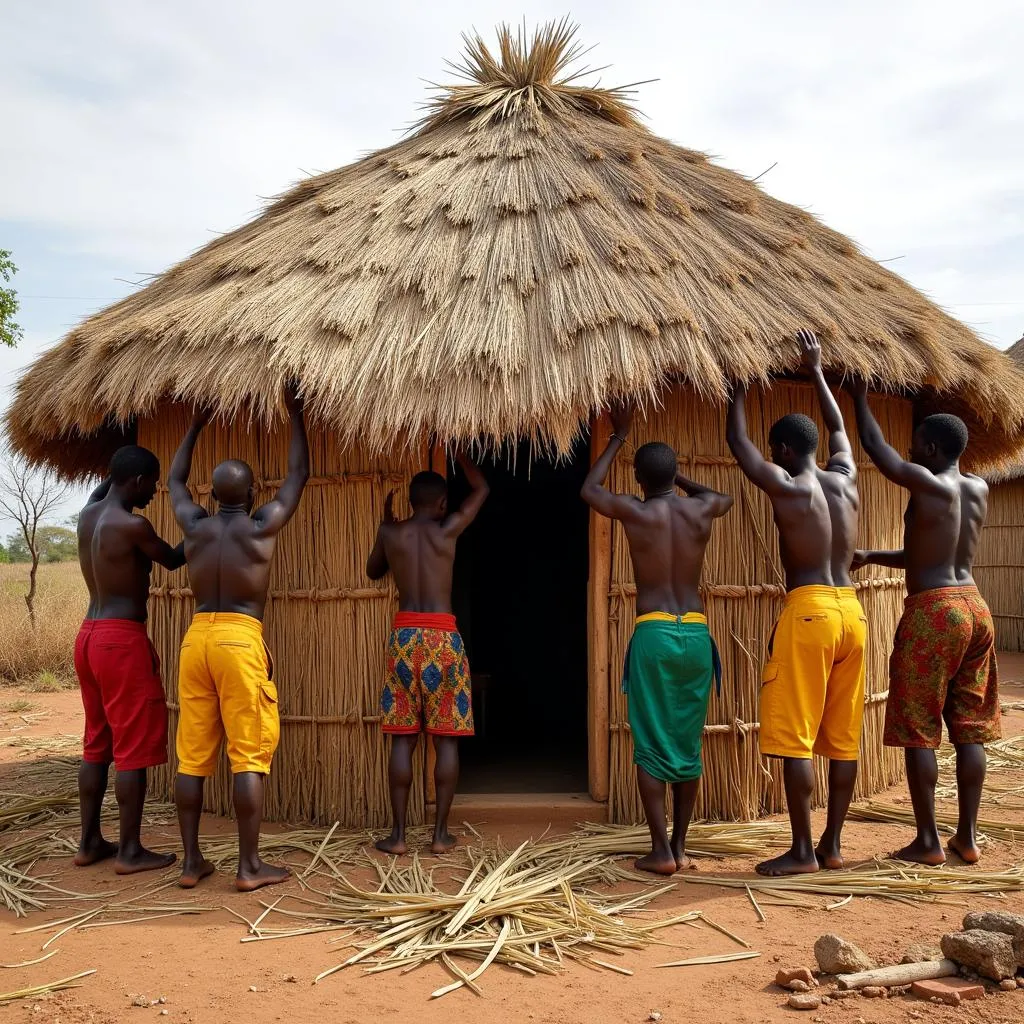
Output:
[582,402,733,875]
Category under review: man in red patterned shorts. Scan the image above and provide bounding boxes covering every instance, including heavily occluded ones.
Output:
[851,382,999,865]
[75,446,187,873]
[366,452,489,855]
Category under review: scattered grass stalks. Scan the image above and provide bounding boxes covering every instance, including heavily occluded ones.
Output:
[657,951,760,968]
[1,949,60,969]
[0,969,96,1004]
[0,735,80,755]
[684,859,1024,907]
[937,735,1024,808]
[849,800,1024,843]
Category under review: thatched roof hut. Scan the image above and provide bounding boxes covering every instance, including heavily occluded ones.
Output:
[975,333,1024,651]
[8,23,1024,826]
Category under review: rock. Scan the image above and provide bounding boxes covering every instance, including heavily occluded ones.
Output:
[1018,977,1024,990]
[830,990,858,1000]
[814,934,875,975]
[942,930,1018,981]
[963,911,1024,943]
[862,986,885,998]
[912,978,986,1006]
[775,967,815,988]
[902,944,944,965]
[1000,979,1018,991]
[787,980,810,993]
[820,997,831,1005]
[787,994,821,1011]
[648,1014,662,1023]
[283,975,298,984]
[248,986,258,993]
[130,996,149,1008]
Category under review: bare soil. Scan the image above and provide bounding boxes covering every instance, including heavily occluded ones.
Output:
[3,660,1024,1024]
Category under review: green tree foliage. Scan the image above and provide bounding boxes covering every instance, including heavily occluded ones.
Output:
[4,525,77,563]
[0,249,22,348]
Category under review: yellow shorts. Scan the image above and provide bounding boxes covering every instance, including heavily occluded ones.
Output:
[175,612,279,776]
[760,586,867,761]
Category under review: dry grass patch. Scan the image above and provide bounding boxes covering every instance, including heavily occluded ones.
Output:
[0,563,85,686]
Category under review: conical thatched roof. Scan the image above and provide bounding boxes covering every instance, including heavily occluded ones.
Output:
[9,21,1024,477]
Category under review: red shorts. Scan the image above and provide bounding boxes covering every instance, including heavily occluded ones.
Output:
[74,619,168,771]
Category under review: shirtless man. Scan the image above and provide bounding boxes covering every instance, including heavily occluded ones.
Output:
[168,384,309,890]
[581,402,732,875]
[727,333,866,877]
[74,445,186,874]
[366,452,489,856]
[850,381,998,865]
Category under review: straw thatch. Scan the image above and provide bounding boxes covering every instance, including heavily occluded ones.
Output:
[7,20,1024,476]
[975,333,1024,649]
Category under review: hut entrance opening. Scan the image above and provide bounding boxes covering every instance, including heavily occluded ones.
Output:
[448,438,591,793]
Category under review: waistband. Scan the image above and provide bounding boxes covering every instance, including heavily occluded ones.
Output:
[784,585,855,606]
[393,612,458,631]
[905,584,979,608]
[635,612,708,626]
[188,612,263,633]
[79,618,149,635]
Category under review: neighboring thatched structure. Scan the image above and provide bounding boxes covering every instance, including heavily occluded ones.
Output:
[975,334,1024,651]
[8,22,1024,826]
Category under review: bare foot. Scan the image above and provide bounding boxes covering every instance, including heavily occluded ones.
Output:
[755,851,820,877]
[815,846,845,870]
[890,838,945,866]
[115,848,177,875]
[73,838,118,867]
[634,851,678,876]
[235,861,290,892]
[374,835,407,856]
[430,832,458,855]
[178,859,216,889]
[947,835,981,864]
[674,852,697,871]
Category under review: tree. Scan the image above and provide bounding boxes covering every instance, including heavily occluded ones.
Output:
[0,250,22,348]
[0,457,71,625]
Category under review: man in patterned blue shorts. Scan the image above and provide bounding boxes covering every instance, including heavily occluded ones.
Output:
[366,452,489,855]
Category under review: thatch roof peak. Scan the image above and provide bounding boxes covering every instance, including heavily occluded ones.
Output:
[416,20,647,134]
[8,21,1024,477]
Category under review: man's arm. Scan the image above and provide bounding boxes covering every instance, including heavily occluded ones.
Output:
[168,409,211,533]
[580,401,645,521]
[852,548,905,571]
[130,517,186,571]
[799,328,854,475]
[442,452,490,538]
[848,379,944,493]
[253,383,311,536]
[84,476,113,506]
[674,472,734,519]
[366,492,393,581]
[725,384,796,495]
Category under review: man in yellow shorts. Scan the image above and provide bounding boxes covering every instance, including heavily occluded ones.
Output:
[726,330,866,876]
[167,384,309,891]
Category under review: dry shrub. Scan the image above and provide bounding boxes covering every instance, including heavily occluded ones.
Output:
[0,562,86,685]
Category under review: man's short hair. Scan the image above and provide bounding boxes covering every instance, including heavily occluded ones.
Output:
[409,471,447,509]
[919,413,969,460]
[634,442,678,490]
[109,445,160,484]
[768,414,819,457]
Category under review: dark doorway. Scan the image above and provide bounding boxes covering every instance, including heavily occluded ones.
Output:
[449,437,591,793]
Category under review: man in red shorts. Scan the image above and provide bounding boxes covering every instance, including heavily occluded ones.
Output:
[74,445,187,873]
[851,383,999,865]
[366,452,489,855]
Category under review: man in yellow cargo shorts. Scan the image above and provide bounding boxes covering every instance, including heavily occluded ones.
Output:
[168,384,309,892]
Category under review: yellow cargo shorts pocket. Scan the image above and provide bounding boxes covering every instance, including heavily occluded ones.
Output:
[259,679,280,768]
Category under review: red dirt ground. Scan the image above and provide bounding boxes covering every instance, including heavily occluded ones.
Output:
[3,661,1024,1024]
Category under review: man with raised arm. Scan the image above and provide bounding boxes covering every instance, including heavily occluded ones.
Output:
[850,381,998,865]
[75,445,186,874]
[581,402,732,876]
[366,451,489,856]
[726,331,866,877]
[168,384,309,890]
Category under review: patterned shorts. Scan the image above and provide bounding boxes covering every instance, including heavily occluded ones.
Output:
[884,585,1001,749]
[380,612,474,737]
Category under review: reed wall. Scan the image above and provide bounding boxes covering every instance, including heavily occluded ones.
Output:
[141,407,427,827]
[975,479,1024,651]
[604,383,910,823]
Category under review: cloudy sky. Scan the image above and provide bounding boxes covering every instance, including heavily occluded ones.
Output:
[1,0,1021,520]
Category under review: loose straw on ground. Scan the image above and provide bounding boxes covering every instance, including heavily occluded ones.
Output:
[0,969,96,1004]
